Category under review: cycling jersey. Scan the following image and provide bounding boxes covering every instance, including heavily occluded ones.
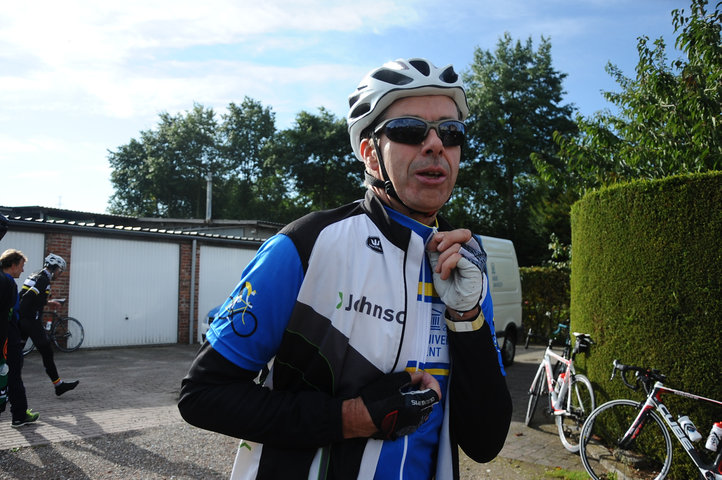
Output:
[180,191,512,480]
[19,269,52,321]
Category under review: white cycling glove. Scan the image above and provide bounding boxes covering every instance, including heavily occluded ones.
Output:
[427,239,487,314]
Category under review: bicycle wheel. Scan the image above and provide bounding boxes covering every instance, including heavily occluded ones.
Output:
[556,373,595,453]
[580,399,672,480]
[51,317,84,352]
[21,337,35,356]
[525,366,546,426]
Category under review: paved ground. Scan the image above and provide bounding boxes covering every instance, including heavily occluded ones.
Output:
[0,343,588,477]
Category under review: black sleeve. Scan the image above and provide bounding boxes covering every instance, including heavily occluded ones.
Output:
[18,274,48,319]
[0,276,10,357]
[448,321,512,463]
[178,341,345,448]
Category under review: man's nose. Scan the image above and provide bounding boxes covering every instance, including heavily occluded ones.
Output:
[422,128,444,156]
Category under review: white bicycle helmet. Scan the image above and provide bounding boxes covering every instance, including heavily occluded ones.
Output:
[44,253,67,272]
[347,58,469,161]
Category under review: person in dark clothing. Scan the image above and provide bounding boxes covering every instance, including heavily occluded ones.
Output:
[1,248,40,426]
[18,253,79,398]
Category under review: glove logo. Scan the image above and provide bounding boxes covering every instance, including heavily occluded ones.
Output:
[366,236,383,254]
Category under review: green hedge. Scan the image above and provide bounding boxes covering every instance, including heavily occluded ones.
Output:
[571,171,722,479]
[520,266,569,338]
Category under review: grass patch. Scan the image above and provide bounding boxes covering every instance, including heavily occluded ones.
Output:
[544,466,590,479]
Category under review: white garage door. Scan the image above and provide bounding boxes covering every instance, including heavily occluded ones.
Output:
[197,244,258,342]
[69,236,180,347]
[1,231,45,285]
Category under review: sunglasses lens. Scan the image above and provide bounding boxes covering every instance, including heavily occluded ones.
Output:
[438,121,465,147]
[384,118,428,144]
[381,118,465,146]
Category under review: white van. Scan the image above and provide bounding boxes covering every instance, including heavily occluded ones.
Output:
[480,235,522,366]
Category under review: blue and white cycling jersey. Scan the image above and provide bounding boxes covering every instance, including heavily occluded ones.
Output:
[204,191,506,480]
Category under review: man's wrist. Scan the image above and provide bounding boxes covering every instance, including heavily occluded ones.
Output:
[444,305,484,332]
[341,397,377,439]
[445,304,480,321]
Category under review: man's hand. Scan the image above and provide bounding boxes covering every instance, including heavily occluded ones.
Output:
[343,371,440,440]
[427,229,486,315]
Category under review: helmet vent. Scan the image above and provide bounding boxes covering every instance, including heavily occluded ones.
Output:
[348,93,361,108]
[349,103,371,120]
[409,59,431,76]
[371,69,413,86]
[439,66,459,84]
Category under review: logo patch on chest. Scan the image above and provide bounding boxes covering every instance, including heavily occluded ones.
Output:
[366,236,383,253]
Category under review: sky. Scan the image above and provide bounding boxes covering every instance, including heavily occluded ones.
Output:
[0,0,690,215]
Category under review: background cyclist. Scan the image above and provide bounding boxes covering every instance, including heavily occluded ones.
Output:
[18,253,79,398]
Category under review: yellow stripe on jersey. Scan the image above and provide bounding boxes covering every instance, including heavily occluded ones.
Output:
[405,366,450,377]
[417,281,436,298]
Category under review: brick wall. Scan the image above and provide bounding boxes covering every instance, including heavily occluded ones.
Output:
[177,243,200,344]
[45,233,72,317]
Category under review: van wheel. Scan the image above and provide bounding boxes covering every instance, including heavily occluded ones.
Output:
[501,329,516,366]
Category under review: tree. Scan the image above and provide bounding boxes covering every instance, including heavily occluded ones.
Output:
[213,97,283,220]
[109,99,294,220]
[266,108,365,211]
[109,103,220,217]
[451,33,577,265]
[550,0,721,193]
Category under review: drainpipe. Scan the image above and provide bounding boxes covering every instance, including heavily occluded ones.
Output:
[189,239,197,344]
[205,173,212,223]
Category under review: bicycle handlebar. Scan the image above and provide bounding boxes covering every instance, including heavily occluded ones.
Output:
[610,359,667,394]
[524,322,570,350]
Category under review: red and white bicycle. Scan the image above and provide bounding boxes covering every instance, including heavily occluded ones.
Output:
[524,324,595,453]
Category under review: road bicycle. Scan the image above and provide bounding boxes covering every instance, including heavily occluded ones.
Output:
[524,322,595,453]
[22,298,85,355]
[579,359,722,480]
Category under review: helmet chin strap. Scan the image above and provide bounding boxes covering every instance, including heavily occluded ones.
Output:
[370,136,438,218]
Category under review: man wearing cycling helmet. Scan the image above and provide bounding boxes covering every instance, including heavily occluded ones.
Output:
[179,58,511,479]
[18,253,79,403]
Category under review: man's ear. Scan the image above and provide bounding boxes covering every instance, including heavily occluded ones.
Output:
[360,137,379,172]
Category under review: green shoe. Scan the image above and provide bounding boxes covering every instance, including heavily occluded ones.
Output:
[12,409,39,428]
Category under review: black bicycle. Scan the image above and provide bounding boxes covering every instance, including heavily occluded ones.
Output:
[22,299,85,355]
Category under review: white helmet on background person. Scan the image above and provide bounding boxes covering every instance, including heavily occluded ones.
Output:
[44,253,67,272]
[347,58,469,162]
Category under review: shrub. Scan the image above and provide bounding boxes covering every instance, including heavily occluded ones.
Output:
[571,171,722,479]
[520,266,570,338]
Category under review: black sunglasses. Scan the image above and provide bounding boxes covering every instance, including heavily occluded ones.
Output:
[373,117,466,147]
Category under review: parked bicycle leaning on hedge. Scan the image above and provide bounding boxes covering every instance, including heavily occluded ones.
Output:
[579,359,722,480]
[524,322,595,453]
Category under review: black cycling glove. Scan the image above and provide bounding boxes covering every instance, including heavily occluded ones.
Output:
[360,371,439,441]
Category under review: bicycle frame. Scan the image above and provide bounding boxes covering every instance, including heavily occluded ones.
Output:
[533,346,575,414]
[621,381,722,477]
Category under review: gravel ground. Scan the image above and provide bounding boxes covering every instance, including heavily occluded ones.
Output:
[0,423,238,480]
[0,423,575,480]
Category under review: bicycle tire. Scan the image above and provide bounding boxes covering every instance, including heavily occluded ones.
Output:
[21,337,35,356]
[580,399,672,480]
[51,316,84,352]
[556,373,595,453]
[525,366,546,426]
